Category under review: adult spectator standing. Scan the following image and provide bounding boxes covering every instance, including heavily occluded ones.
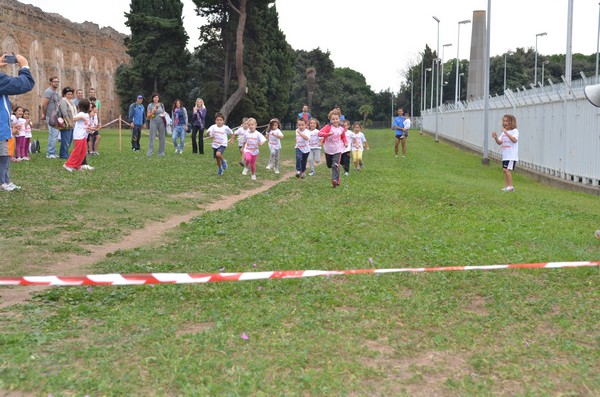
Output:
[0,53,35,191]
[128,95,146,152]
[393,107,405,158]
[40,76,60,158]
[146,93,166,156]
[191,98,206,154]
[298,104,311,125]
[73,89,84,107]
[57,87,77,159]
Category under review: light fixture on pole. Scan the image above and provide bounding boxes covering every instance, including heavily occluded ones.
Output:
[534,32,547,85]
[441,43,452,107]
[596,2,600,81]
[458,72,465,102]
[541,61,549,87]
[454,19,471,105]
[433,15,440,142]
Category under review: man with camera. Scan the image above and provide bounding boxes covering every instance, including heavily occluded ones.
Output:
[0,53,35,191]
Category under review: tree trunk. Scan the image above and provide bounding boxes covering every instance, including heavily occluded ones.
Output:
[306,67,316,110]
[220,0,247,121]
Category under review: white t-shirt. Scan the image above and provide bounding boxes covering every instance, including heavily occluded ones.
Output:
[242,131,266,156]
[236,127,249,145]
[403,118,412,131]
[267,129,284,150]
[207,124,234,148]
[24,119,32,138]
[73,112,90,140]
[16,117,27,137]
[295,129,310,153]
[500,128,519,161]
[349,131,367,151]
[308,128,321,149]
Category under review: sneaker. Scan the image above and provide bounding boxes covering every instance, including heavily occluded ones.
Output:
[395,155,398,158]
[242,167,248,175]
[344,172,349,177]
[81,165,95,171]
[222,160,228,170]
[0,183,14,191]
[295,171,301,178]
[218,167,223,176]
[308,171,316,176]
[93,151,99,156]
[7,182,20,190]
[300,172,305,179]
[175,148,179,154]
[266,164,271,170]
[332,179,338,188]
[274,168,279,174]
[359,162,364,169]
[251,174,257,181]
[22,157,30,161]
[63,164,74,172]
[46,154,57,159]
[402,155,406,159]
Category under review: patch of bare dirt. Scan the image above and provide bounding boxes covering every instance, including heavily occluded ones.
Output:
[175,321,216,336]
[464,295,489,316]
[0,171,297,309]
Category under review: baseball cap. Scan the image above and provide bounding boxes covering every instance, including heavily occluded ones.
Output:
[137,95,143,99]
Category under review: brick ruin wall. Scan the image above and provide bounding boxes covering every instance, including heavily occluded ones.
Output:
[0,0,130,128]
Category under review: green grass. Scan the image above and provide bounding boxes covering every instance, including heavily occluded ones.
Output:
[0,129,598,396]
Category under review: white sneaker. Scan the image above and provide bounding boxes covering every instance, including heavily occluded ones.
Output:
[251,174,257,180]
[266,165,271,170]
[242,167,248,175]
[274,168,279,174]
[344,172,349,177]
[7,182,20,190]
[63,164,74,172]
[81,165,95,171]
[1,183,15,191]
[308,171,316,176]
[46,154,57,159]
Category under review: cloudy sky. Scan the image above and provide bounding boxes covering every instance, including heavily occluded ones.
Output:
[20,0,600,92]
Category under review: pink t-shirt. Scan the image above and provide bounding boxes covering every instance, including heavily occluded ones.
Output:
[321,125,345,155]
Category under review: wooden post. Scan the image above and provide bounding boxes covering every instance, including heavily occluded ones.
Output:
[119,115,122,152]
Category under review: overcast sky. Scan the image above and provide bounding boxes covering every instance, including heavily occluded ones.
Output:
[20,0,600,92]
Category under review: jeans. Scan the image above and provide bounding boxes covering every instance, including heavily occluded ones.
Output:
[172,125,186,151]
[131,125,142,150]
[295,148,309,173]
[191,125,204,154]
[46,121,60,157]
[59,129,73,159]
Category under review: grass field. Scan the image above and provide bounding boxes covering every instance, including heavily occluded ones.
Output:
[0,128,598,396]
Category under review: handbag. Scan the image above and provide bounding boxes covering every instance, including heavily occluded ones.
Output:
[48,97,61,127]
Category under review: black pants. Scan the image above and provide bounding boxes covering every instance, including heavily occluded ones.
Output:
[131,125,142,150]
[341,151,351,173]
[191,125,204,154]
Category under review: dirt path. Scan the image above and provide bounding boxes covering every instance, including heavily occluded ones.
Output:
[0,171,296,309]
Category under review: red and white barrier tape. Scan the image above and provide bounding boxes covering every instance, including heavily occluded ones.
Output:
[0,261,597,286]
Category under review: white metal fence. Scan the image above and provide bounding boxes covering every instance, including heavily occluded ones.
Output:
[422,75,600,188]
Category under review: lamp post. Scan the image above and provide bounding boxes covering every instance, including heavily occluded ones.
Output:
[596,2,600,81]
[541,61,549,86]
[433,15,440,142]
[503,53,507,91]
[458,72,465,102]
[454,19,471,105]
[534,32,547,85]
[410,68,414,118]
[424,67,432,110]
[441,43,452,107]
[483,0,491,165]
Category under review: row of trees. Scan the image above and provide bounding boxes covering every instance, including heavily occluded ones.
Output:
[116,1,598,128]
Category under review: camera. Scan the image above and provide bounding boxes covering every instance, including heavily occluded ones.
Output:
[4,53,17,64]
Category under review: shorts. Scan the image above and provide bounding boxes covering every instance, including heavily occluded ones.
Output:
[396,134,406,139]
[213,146,226,158]
[86,131,100,141]
[502,160,517,171]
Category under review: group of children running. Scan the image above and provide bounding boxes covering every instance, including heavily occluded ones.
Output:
[204,108,369,187]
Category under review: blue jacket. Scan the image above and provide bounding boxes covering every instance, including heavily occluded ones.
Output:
[0,67,35,140]
[128,102,147,126]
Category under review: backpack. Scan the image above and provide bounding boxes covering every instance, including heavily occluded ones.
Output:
[29,139,40,154]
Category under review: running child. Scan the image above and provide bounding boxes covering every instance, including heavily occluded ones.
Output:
[307,118,321,176]
[241,117,266,180]
[491,114,519,192]
[349,122,369,170]
[235,117,249,166]
[318,109,347,188]
[64,99,92,171]
[206,112,234,176]
[265,118,283,174]
[341,119,351,176]
[294,118,310,178]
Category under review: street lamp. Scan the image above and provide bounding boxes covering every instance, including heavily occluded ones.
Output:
[534,32,547,85]
[441,43,452,106]
[424,67,432,110]
[458,72,465,102]
[596,2,600,80]
[433,16,440,142]
[454,19,471,105]
[541,60,549,87]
